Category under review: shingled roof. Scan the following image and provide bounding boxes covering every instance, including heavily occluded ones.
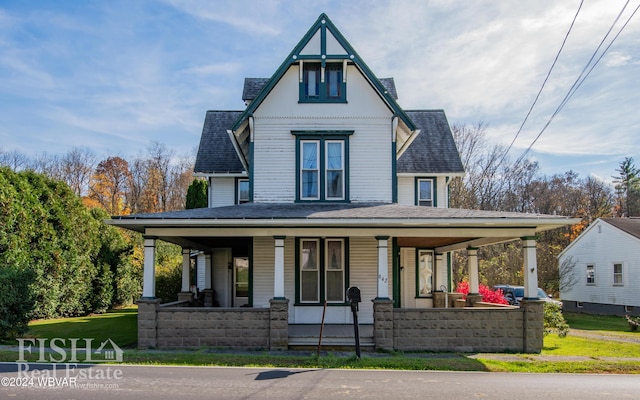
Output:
[602,218,640,240]
[194,111,245,174]
[242,77,398,101]
[397,110,465,174]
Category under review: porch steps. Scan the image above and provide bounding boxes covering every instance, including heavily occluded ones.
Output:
[288,324,375,350]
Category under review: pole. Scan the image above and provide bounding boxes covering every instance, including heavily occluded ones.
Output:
[351,303,361,359]
[317,300,327,357]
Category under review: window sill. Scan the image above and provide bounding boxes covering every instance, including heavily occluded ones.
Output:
[298,99,348,104]
[294,302,349,307]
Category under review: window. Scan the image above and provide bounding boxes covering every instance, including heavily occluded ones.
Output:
[300,63,346,102]
[298,238,347,304]
[613,263,623,286]
[416,178,435,207]
[416,249,434,297]
[237,179,249,204]
[296,134,349,202]
[577,301,584,308]
[586,264,595,285]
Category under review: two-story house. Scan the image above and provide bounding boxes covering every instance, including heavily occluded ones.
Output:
[109,14,577,353]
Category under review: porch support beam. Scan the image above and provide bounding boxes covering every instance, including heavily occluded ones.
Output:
[522,236,539,299]
[204,254,212,290]
[434,252,446,291]
[142,236,157,298]
[181,248,191,292]
[467,247,479,295]
[273,236,286,299]
[376,236,390,299]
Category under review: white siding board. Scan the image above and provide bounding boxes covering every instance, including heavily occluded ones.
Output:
[252,237,274,308]
[209,177,235,207]
[397,176,414,205]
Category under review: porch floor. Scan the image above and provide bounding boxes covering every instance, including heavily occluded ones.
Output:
[288,324,374,348]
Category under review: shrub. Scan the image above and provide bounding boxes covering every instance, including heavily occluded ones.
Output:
[455,281,509,305]
[544,302,569,337]
[0,267,35,339]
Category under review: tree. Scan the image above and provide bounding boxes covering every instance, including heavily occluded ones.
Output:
[612,157,640,217]
[186,179,208,209]
[0,148,29,171]
[89,156,132,215]
[59,147,96,196]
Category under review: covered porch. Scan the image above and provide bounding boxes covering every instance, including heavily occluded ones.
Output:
[109,203,578,353]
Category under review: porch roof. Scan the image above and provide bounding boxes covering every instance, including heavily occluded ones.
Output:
[108,203,578,251]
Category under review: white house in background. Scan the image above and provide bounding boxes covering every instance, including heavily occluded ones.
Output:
[108,13,577,353]
[559,218,640,316]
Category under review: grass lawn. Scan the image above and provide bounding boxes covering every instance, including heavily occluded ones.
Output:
[1,308,638,373]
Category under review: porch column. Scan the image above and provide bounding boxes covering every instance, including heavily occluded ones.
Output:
[203,254,213,307]
[181,248,191,292]
[142,236,157,298]
[376,236,390,299]
[467,247,479,294]
[434,253,446,291]
[273,236,286,299]
[522,236,539,299]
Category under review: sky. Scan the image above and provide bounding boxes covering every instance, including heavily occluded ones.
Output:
[1,0,639,183]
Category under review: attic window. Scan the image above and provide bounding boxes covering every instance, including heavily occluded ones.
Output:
[300,62,346,103]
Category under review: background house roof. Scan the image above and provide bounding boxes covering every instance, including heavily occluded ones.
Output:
[194,110,245,174]
[602,218,640,240]
[397,110,465,174]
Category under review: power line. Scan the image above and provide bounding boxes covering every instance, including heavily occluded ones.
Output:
[500,0,584,167]
[515,0,640,165]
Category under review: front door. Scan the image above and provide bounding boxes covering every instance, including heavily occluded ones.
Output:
[233,257,249,307]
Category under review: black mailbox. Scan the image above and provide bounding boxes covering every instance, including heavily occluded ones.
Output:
[346,286,361,310]
[346,286,362,358]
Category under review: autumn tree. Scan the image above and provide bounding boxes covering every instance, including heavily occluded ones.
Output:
[89,156,132,215]
[612,157,640,217]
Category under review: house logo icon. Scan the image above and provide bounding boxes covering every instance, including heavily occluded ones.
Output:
[93,338,124,362]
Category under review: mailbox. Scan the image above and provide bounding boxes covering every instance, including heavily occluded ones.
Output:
[346,286,362,358]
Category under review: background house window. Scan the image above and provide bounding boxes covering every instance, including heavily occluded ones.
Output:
[417,249,434,297]
[298,238,347,304]
[613,263,623,286]
[300,63,346,102]
[586,264,595,285]
[237,179,249,204]
[417,178,434,206]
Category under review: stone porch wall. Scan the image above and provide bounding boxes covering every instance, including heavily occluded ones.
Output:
[374,299,544,353]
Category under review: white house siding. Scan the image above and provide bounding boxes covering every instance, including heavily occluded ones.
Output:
[400,247,434,308]
[397,175,449,208]
[560,220,640,309]
[252,66,394,203]
[209,177,235,207]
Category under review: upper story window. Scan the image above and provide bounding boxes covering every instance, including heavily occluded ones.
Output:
[294,132,351,202]
[586,264,595,285]
[237,179,249,204]
[416,178,435,207]
[300,62,346,103]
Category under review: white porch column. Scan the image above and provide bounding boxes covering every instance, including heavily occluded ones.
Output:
[467,247,479,294]
[376,236,390,299]
[274,236,286,299]
[434,253,445,291]
[181,248,190,292]
[522,237,539,299]
[142,237,157,298]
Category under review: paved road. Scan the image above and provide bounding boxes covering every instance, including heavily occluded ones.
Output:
[1,363,639,399]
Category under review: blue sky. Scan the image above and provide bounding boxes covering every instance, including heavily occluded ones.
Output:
[1,0,638,182]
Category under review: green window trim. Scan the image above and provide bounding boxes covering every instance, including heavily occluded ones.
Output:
[293,132,351,202]
[299,62,347,103]
[295,237,350,305]
[415,177,437,207]
[415,248,435,298]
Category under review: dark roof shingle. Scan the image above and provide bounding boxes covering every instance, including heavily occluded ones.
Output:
[397,110,465,174]
[194,111,245,174]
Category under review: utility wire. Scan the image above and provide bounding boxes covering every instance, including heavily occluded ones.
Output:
[500,0,584,167]
[514,0,639,165]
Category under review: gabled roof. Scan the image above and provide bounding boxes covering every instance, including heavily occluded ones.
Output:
[602,217,640,240]
[231,13,415,132]
[397,110,465,174]
[242,77,398,102]
[194,111,245,174]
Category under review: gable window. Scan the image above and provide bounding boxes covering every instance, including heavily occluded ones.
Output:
[613,263,623,286]
[416,178,435,206]
[295,132,350,202]
[298,238,348,304]
[300,62,347,102]
[237,179,249,204]
[586,264,595,285]
[416,249,434,297]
